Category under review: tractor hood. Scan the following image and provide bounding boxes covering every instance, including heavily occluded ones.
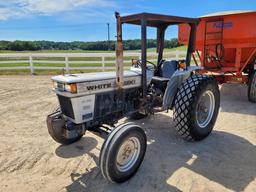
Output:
[52,70,141,84]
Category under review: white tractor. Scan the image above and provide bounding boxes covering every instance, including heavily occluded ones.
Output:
[47,12,220,183]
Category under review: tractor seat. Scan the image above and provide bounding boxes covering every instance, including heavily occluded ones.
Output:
[151,60,178,83]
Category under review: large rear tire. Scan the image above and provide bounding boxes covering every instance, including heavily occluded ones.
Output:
[99,123,147,183]
[248,70,256,103]
[173,75,220,141]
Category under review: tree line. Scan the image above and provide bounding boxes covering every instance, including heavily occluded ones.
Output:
[0,38,181,51]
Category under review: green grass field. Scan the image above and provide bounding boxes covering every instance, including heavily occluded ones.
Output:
[0,46,187,75]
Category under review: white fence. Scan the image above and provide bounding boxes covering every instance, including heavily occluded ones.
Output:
[0,51,186,74]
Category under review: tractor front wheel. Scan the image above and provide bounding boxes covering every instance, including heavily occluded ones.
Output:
[173,75,220,141]
[99,123,147,183]
[248,70,256,103]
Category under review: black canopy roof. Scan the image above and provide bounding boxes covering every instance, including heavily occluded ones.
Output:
[120,12,200,27]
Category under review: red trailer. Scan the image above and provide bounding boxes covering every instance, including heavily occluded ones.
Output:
[179,10,256,102]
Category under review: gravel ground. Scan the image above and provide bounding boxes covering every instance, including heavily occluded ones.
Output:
[0,75,255,192]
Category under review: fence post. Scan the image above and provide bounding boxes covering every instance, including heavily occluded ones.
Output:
[65,56,70,74]
[102,56,105,71]
[175,50,179,61]
[29,55,34,75]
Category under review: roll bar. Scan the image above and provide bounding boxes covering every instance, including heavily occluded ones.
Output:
[115,12,199,98]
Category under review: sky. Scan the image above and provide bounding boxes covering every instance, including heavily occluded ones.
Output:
[0,0,255,42]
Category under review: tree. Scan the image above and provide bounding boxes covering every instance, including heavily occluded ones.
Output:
[0,38,181,51]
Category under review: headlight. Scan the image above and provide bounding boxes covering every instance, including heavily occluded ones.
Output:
[52,81,77,93]
[52,81,58,90]
[64,83,77,93]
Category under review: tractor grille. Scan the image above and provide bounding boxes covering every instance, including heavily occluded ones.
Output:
[57,95,75,119]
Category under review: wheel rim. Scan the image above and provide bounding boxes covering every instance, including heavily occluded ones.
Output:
[196,90,215,128]
[116,137,141,172]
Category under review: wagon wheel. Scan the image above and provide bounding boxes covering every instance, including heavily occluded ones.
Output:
[173,75,220,141]
[248,70,256,103]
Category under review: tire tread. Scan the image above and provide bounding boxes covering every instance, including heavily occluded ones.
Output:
[173,74,219,141]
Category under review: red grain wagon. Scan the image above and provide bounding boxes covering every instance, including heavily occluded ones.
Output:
[179,10,256,102]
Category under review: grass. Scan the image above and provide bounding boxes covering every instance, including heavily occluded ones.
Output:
[0,46,187,75]
[146,46,187,52]
[0,69,110,75]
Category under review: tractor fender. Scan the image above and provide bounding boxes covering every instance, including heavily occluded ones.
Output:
[162,66,201,110]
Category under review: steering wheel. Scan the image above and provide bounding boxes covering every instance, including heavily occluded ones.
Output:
[132,59,156,69]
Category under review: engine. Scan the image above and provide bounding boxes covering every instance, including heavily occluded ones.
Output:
[51,69,150,126]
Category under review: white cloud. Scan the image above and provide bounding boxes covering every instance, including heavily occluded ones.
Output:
[0,8,13,20]
[0,7,25,20]
[0,0,116,20]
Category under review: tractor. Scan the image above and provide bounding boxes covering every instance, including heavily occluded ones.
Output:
[47,12,220,183]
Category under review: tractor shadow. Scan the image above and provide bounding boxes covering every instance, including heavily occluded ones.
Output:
[63,112,256,192]
[55,136,98,158]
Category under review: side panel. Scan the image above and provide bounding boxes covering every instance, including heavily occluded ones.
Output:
[57,87,140,125]
[71,95,96,123]
[179,12,256,49]
[178,12,256,73]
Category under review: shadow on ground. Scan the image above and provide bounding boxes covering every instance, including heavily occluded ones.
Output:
[220,84,256,115]
[55,136,98,159]
[58,112,255,192]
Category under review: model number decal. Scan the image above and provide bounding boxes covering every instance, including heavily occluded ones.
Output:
[124,80,136,86]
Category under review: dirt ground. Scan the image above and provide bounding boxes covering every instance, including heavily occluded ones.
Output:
[0,75,255,192]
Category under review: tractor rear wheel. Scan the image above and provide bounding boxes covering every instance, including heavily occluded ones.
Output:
[248,70,256,103]
[173,75,220,141]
